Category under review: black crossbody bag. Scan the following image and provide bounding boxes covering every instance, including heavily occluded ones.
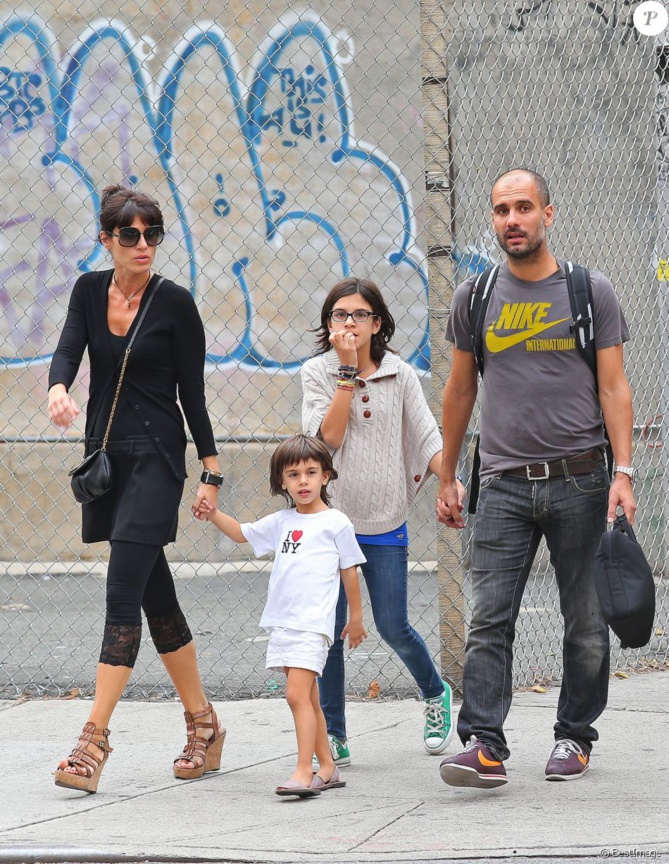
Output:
[68,277,163,504]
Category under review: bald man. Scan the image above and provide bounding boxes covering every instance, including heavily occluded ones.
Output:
[437,169,635,788]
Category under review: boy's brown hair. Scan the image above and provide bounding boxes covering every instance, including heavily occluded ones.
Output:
[269,435,338,506]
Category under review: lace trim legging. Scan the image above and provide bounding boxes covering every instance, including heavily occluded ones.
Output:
[99,540,192,668]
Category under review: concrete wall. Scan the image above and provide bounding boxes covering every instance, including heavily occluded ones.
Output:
[1,0,666,570]
[421,0,666,570]
[0,0,436,562]
[0,441,439,563]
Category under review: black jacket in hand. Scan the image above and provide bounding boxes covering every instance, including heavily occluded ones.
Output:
[48,270,218,480]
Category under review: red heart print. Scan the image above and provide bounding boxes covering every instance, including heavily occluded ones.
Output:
[292,531,303,542]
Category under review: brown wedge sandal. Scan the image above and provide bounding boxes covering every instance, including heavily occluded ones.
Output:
[173,702,226,780]
[54,722,112,794]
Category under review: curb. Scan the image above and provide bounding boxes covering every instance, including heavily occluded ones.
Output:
[0,849,245,864]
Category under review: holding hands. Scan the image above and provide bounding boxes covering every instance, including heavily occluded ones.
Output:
[193,495,217,521]
[192,495,247,544]
[437,478,467,530]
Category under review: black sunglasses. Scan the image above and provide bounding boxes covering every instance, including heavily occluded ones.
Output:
[105,226,165,247]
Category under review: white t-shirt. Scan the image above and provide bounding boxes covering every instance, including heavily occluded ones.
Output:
[241,508,366,641]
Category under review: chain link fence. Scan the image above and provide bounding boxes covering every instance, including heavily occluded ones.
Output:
[0,0,667,700]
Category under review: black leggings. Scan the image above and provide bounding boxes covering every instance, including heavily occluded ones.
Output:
[99,540,192,667]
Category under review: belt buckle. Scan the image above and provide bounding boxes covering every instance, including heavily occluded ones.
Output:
[526,461,550,480]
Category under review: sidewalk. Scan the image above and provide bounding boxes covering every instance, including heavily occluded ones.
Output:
[0,672,667,863]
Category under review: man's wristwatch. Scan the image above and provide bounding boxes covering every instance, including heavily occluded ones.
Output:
[200,470,224,487]
[612,465,635,481]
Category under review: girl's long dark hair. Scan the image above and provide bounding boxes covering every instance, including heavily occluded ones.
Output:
[312,277,396,366]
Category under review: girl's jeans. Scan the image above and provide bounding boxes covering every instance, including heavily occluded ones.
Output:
[319,543,443,741]
[457,466,610,760]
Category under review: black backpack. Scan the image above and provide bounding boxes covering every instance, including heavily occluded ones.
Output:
[466,261,610,513]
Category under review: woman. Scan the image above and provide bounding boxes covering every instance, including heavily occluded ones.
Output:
[301,277,464,766]
[48,184,225,793]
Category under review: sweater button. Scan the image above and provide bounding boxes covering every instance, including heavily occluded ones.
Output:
[363,410,371,418]
[155,437,160,443]
[362,394,370,403]
[414,474,421,482]
[144,420,150,426]
[358,380,366,388]
[134,405,139,410]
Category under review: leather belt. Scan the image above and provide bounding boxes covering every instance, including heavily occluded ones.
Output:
[506,448,605,480]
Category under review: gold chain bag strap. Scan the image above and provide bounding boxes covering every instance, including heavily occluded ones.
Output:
[68,277,164,504]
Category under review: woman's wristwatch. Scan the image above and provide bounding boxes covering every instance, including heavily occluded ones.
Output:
[200,470,224,487]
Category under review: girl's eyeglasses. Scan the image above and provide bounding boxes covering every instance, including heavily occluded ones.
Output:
[328,309,378,323]
[105,226,165,247]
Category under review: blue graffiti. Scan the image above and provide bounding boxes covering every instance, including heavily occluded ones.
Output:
[219,212,350,369]
[0,12,430,372]
[256,64,329,147]
[0,67,47,132]
[452,246,494,280]
[213,173,231,218]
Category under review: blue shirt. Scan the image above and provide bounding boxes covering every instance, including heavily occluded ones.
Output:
[356,523,408,547]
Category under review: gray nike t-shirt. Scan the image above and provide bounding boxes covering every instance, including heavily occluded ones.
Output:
[446,260,630,479]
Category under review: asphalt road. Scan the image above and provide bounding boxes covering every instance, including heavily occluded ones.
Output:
[1,560,667,700]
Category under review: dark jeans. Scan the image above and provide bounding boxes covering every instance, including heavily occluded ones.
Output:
[457,465,610,760]
[319,543,444,741]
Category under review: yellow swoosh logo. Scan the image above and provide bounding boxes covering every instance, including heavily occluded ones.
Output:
[478,751,502,767]
[486,317,570,353]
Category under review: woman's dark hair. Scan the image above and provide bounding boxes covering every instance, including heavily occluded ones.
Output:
[312,277,396,365]
[269,435,338,506]
[99,184,164,234]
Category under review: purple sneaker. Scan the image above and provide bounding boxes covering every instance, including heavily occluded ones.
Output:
[439,736,508,788]
[545,739,590,781]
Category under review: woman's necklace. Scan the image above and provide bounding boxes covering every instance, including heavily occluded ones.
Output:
[113,271,151,308]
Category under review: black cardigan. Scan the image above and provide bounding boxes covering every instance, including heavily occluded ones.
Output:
[49,270,217,481]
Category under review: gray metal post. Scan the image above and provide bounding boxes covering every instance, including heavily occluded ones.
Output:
[420,0,466,694]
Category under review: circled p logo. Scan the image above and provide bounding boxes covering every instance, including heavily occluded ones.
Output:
[634,1,669,36]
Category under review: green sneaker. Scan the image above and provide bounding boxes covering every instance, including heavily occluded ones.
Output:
[312,735,351,771]
[423,680,454,755]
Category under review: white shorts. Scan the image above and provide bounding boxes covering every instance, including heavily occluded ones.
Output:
[265,627,331,676]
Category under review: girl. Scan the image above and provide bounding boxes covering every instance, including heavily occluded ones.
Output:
[198,434,367,796]
[301,276,463,766]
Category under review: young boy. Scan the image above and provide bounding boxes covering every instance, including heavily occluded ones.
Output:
[197,434,367,797]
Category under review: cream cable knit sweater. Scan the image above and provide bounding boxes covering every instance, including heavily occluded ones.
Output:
[301,352,442,535]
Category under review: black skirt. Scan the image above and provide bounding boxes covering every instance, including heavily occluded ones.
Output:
[82,436,184,546]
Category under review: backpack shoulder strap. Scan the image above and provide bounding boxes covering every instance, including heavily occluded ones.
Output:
[565,261,596,379]
[468,264,500,375]
[565,261,612,475]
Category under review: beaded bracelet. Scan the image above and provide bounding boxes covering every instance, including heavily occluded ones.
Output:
[338,364,357,373]
[336,379,356,391]
[337,364,358,381]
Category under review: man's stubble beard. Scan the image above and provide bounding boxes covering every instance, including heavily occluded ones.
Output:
[497,219,547,260]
